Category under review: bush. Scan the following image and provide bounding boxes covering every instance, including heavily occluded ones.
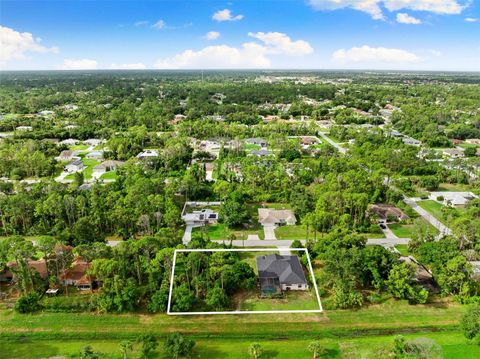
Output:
[15,292,42,313]
[164,332,195,359]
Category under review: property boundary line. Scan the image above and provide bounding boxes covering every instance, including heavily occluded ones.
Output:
[167,248,323,315]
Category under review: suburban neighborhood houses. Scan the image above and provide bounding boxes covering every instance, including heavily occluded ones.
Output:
[1,69,480,358]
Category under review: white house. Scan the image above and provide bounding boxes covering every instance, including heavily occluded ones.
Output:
[92,160,125,177]
[59,138,80,146]
[136,149,159,160]
[15,126,33,131]
[182,208,219,226]
[86,150,104,160]
[65,159,85,173]
[84,138,104,147]
[443,149,464,159]
[429,192,478,207]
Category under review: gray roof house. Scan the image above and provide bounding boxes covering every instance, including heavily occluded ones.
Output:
[245,138,267,147]
[256,254,309,295]
[65,159,85,173]
[258,208,297,226]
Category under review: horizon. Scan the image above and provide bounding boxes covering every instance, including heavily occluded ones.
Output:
[1,0,479,72]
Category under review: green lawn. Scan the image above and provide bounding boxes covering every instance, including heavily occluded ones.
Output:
[65,158,101,180]
[100,171,118,180]
[239,290,320,311]
[192,223,265,240]
[275,224,308,240]
[437,183,473,192]
[245,143,261,151]
[70,144,89,151]
[394,244,410,256]
[418,200,445,222]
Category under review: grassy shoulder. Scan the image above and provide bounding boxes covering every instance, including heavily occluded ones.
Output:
[0,329,476,359]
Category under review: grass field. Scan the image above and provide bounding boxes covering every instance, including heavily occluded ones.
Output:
[275,224,308,240]
[418,200,445,222]
[0,302,475,358]
[100,171,118,180]
[394,244,410,256]
[1,332,477,359]
[193,223,265,240]
[239,290,320,311]
[388,220,438,238]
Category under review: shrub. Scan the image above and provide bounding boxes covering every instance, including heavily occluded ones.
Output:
[15,292,42,313]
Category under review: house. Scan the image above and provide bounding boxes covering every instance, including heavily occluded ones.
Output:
[65,159,85,173]
[249,149,271,157]
[136,149,159,160]
[59,138,80,146]
[256,254,308,296]
[199,162,215,182]
[64,125,78,130]
[182,208,219,226]
[86,150,104,160]
[443,149,464,159]
[452,139,464,145]
[15,126,33,131]
[369,204,409,224]
[92,160,125,176]
[172,114,187,124]
[466,139,480,145]
[56,150,78,161]
[298,136,320,148]
[84,138,104,147]
[429,192,478,207]
[258,208,297,226]
[38,110,55,116]
[63,104,78,111]
[403,137,422,146]
[7,260,48,281]
[262,115,280,122]
[60,259,93,290]
[245,138,267,148]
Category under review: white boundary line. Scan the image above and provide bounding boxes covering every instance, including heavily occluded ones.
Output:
[167,248,323,315]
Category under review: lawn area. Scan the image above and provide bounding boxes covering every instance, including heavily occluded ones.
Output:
[65,158,101,180]
[193,223,265,240]
[100,171,118,180]
[239,290,321,311]
[70,144,89,151]
[437,183,473,192]
[394,244,410,256]
[388,220,438,238]
[418,200,445,222]
[275,224,308,240]
[1,332,477,359]
[245,143,261,151]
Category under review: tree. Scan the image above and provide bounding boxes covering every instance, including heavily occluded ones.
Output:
[80,346,99,359]
[461,303,480,341]
[220,191,249,228]
[119,340,133,359]
[163,332,195,359]
[307,340,326,358]
[385,263,428,304]
[172,284,195,312]
[15,292,41,313]
[136,334,158,359]
[248,343,263,359]
[205,286,229,311]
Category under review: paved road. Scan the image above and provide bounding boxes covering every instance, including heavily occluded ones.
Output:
[317,132,347,154]
[212,238,409,248]
[403,197,452,238]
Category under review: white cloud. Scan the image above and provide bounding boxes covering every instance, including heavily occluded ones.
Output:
[465,17,478,22]
[212,9,244,22]
[62,58,98,70]
[110,63,146,69]
[155,43,270,69]
[0,25,58,64]
[333,45,421,63]
[396,12,422,24]
[152,20,166,29]
[308,0,467,20]
[205,31,221,40]
[134,20,149,27]
[248,32,314,55]
[155,32,313,69]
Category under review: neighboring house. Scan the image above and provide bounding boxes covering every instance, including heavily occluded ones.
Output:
[182,208,219,226]
[262,115,280,122]
[84,138,104,147]
[65,159,85,173]
[369,203,409,224]
[92,160,125,176]
[249,149,271,157]
[15,126,33,131]
[59,138,80,146]
[245,138,267,148]
[465,139,480,145]
[429,192,478,207]
[403,137,422,146]
[7,260,48,281]
[470,261,480,280]
[443,149,464,159]
[172,114,187,124]
[56,150,78,161]
[64,125,78,130]
[60,259,93,290]
[86,150,104,160]
[63,104,78,111]
[258,208,297,226]
[136,149,159,160]
[256,254,309,296]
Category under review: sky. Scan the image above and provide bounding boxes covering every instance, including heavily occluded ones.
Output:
[1,0,479,71]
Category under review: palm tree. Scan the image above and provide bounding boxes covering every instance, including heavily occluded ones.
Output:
[248,343,263,359]
[119,340,133,359]
[307,340,325,359]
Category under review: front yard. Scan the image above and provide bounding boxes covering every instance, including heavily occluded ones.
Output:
[418,200,445,222]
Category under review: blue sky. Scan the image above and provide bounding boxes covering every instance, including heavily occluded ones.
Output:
[1,0,479,71]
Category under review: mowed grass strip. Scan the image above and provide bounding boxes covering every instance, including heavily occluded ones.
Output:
[0,298,464,340]
[1,331,476,359]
